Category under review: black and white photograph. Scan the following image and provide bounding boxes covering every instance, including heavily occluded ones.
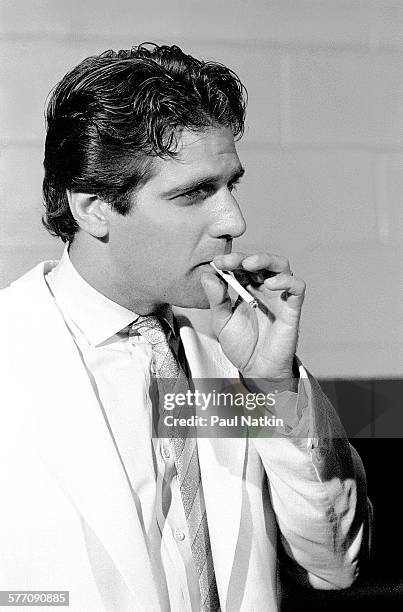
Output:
[0,1,402,610]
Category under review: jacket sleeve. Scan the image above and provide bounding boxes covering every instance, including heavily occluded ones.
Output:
[251,362,373,590]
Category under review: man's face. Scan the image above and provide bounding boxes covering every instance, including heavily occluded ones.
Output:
[107,126,246,311]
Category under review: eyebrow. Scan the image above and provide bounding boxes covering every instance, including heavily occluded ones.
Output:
[161,165,245,198]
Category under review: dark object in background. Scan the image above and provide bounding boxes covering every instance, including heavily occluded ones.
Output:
[282,378,403,610]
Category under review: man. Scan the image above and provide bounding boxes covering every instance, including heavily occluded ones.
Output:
[0,44,371,611]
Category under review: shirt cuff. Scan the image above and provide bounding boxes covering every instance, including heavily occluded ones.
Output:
[240,360,310,437]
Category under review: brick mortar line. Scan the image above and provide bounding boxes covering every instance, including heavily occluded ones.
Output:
[2,32,403,55]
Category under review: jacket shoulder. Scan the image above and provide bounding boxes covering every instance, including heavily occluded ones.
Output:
[0,261,58,321]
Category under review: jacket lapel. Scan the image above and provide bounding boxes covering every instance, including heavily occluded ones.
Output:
[176,313,246,608]
[7,263,162,611]
[6,265,247,610]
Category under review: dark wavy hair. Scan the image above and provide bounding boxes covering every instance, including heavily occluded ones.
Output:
[42,43,247,242]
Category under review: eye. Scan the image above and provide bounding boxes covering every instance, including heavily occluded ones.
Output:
[183,188,204,199]
[176,178,241,204]
[182,185,214,201]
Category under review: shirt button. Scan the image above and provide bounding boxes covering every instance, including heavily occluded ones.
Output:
[173,528,186,542]
[161,445,171,460]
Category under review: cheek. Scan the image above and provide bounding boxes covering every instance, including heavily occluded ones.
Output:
[110,209,203,272]
[110,214,153,257]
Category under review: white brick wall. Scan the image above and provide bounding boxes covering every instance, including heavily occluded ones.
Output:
[1,0,402,377]
[235,148,378,253]
[1,145,45,245]
[289,52,403,146]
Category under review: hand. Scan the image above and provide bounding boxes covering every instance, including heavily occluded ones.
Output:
[200,252,306,380]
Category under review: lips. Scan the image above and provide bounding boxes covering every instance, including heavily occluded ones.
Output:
[197,241,232,267]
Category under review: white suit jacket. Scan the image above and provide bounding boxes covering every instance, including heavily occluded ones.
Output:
[0,262,371,611]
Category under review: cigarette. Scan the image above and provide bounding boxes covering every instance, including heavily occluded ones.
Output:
[209,261,258,308]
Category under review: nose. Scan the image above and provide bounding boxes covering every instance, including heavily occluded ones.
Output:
[208,189,247,240]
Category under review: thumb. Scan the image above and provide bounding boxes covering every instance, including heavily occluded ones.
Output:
[200,273,233,332]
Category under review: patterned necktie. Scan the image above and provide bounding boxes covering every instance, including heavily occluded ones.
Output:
[130,315,220,612]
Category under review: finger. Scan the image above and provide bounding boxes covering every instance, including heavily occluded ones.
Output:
[259,273,306,298]
[213,252,247,271]
[214,252,290,290]
[241,253,290,274]
[200,273,233,330]
[234,267,277,287]
[214,252,290,277]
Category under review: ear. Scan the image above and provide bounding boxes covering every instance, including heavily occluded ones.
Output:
[67,191,109,238]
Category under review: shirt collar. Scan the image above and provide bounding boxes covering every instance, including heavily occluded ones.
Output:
[46,245,176,346]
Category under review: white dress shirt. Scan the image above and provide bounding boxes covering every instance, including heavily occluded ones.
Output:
[45,247,202,612]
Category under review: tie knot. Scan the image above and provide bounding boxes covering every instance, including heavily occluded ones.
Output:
[130,314,184,381]
[130,315,168,346]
